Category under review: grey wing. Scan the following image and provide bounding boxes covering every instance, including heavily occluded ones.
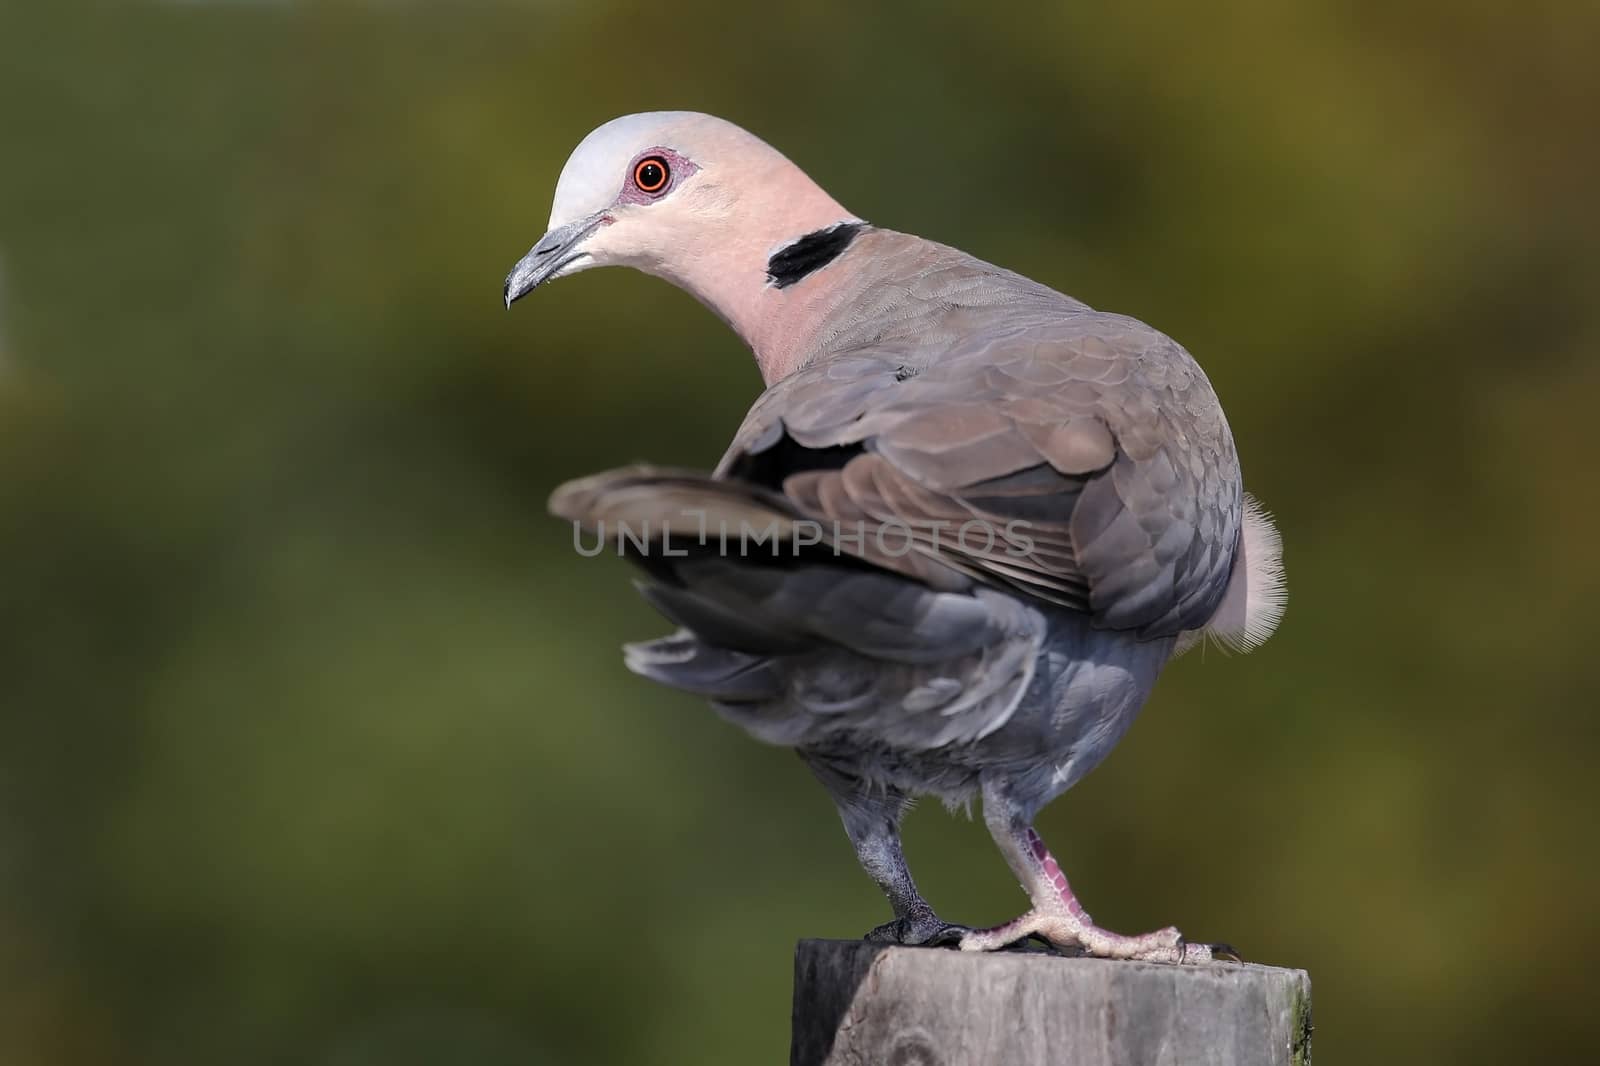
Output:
[716,310,1243,637]
[629,565,1047,751]
[549,470,1046,749]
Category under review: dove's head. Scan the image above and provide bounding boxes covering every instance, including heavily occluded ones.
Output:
[503,112,860,381]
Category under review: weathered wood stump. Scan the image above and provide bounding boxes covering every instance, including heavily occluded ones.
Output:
[791,939,1312,1066]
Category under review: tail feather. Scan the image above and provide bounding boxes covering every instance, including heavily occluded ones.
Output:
[550,465,799,542]
[622,630,784,702]
[635,579,810,655]
[1175,493,1287,656]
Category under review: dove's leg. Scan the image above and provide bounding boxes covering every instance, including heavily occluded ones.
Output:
[960,779,1223,962]
[805,757,967,947]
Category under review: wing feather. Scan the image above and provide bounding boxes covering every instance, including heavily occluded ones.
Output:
[715,310,1242,636]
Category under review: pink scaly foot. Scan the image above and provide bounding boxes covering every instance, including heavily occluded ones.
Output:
[960,824,1234,963]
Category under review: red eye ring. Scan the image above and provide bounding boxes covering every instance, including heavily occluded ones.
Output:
[633,155,670,193]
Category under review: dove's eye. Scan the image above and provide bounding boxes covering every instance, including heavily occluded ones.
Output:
[633,156,670,194]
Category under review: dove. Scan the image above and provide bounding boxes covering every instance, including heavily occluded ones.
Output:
[508,112,1285,961]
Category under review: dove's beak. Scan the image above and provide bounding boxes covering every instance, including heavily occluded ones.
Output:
[503,214,606,308]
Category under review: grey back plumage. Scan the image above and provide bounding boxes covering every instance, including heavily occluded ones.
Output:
[715,228,1242,638]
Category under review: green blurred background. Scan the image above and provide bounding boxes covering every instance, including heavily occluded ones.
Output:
[2,0,1596,1063]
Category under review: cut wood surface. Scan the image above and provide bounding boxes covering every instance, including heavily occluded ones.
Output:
[791,938,1312,1066]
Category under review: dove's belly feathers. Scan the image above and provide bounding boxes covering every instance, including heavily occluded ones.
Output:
[740,610,1174,810]
[626,582,1173,811]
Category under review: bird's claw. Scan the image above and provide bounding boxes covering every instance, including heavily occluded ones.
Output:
[864,913,970,947]
[1185,940,1244,963]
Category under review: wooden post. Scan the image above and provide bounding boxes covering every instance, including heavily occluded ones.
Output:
[791,939,1312,1066]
